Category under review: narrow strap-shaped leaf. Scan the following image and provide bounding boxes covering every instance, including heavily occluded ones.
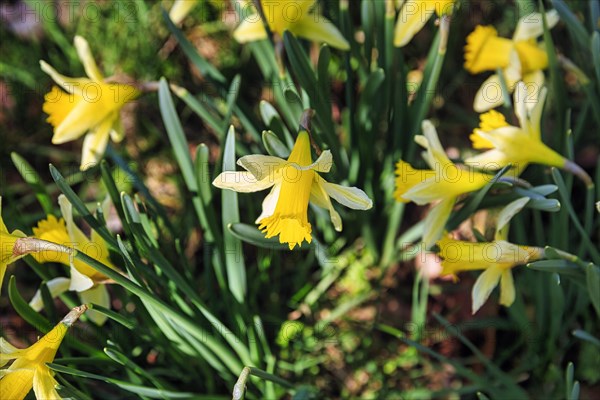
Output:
[162,8,225,84]
[89,303,136,329]
[228,223,306,251]
[221,126,247,303]
[11,152,53,215]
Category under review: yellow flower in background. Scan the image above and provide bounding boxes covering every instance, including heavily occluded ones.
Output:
[437,198,544,313]
[0,198,71,295]
[213,117,372,249]
[394,0,456,47]
[29,195,115,325]
[233,0,350,50]
[464,11,559,112]
[465,82,592,185]
[169,0,199,24]
[394,120,492,248]
[41,36,140,171]
[0,305,87,400]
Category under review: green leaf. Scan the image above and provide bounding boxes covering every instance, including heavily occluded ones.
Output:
[228,223,306,251]
[88,303,136,329]
[162,8,225,84]
[48,363,207,399]
[586,264,600,317]
[221,126,247,303]
[11,152,53,215]
[446,166,511,230]
[527,260,583,277]
[592,32,600,85]
[9,276,52,333]
[552,168,600,264]
[262,130,290,158]
[222,74,241,132]
[49,164,116,249]
[572,329,600,347]
[551,0,590,50]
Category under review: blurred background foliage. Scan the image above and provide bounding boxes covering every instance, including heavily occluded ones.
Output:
[0,0,599,398]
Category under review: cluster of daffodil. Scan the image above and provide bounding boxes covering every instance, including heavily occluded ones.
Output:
[395,86,590,312]
[2,0,596,397]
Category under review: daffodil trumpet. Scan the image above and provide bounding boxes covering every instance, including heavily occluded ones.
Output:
[213,110,372,250]
[0,305,88,400]
[0,197,73,295]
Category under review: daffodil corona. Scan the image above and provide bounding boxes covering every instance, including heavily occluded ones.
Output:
[29,195,115,325]
[464,11,559,112]
[41,36,139,170]
[394,0,456,47]
[233,0,349,50]
[0,305,87,400]
[394,121,492,248]
[0,197,71,295]
[213,114,372,249]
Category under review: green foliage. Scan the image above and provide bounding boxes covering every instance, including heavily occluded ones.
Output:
[1,0,599,399]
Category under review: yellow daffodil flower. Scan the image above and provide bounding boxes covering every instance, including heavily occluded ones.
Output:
[394,0,456,47]
[29,195,115,325]
[41,36,140,170]
[464,11,559,112]
[0,305,87,400]
[233,0,350,50]
[213,118,372,249]
[466,82,592,185]
[437,198,544,313]
[394,120,493,248]
[0,197,71,295]
[169,0,199,24]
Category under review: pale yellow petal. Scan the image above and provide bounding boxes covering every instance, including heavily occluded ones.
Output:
[321,179,373,211]
[512,10,559,42]
[418,120,452,168]
[233,18,268,43]
[495,197,529,240]
[237,154,286,180]
[499,268,516,307]
[474,74,505,112]
[422,197,454,249]
[29,277,71,312]
[524,76,546,140]
[109,114,125,143]
[289,16,350,50]
[39,60,91,95]
[79,284,110,325]
[394,1,436,47]
[213,171,277,193]
[255,183,281,222]
[74,35,104,81]
[80,116,113,170]
[472,265,503,313]
[310,177,342,231]
[69,263,95,292]
[169,0,199,24]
